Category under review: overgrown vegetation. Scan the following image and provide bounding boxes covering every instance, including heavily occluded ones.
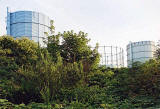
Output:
[0,26,160,108]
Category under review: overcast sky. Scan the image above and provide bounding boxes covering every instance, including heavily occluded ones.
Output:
[0,0,159,65]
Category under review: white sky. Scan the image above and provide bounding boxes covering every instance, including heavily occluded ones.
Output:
[0,0,160,65]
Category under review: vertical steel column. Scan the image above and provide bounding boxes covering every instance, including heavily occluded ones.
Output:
[104,46,106,66]
[122,49,124,67]
[107,56,108,65]
[116,46,118,68]
[119,48,122,67]
[38,13,40,46]
[101,48,103,65]
[111,46,113,67]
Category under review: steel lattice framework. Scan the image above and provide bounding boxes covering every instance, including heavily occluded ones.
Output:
[95,45,124,68]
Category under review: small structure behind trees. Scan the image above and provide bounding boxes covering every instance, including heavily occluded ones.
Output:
[155,41,160,59]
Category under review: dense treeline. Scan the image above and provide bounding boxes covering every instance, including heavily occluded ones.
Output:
[0,32,160,108]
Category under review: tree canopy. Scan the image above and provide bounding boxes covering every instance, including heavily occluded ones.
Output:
[0,26,160,108]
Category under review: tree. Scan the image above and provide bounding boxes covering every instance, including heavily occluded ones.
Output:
[60,30,90,63]
[60,30,100,72]
[46,33,61,62]
[0,36,39,104]
[15,50,63,103]
[15,50,85,104]
[0,36,38,66]
[46,30,100,72]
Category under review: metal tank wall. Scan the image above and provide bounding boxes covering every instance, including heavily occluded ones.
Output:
[7,9,51,46]
[127,41,156,67]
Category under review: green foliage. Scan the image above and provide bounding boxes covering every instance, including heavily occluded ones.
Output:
[87,70,114,87]
[14,51,62,104]
[46,33,61,62]
[0,99,27,109]
[12,50,85,104]
[66,101,87,109]
[0,36,40,103]
[57,86,106,108]
[60,30,90,62]
[0,99,64,109]
[47,30,100,72]
[0,29,160,108]
[0,36,38,66]
[61,62,84,87]
[104,59,160,108]
[60,31,100,71]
